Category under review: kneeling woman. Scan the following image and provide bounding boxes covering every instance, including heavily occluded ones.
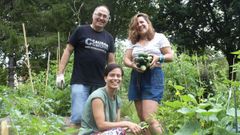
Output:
[79,64,142,135]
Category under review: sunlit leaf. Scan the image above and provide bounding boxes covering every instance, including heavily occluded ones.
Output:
[177,107,194,115]
[230,50,240,55]
[164,101,184,109]
[175,119,200,135]
[174,85,185,90]
[181,94,197,104]
[198,103,211,109]
[226,108,240,117]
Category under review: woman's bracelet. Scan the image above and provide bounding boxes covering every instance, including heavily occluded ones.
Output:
[159,54,165,63]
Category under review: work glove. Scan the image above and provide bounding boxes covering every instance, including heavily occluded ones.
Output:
[56,73,65,89]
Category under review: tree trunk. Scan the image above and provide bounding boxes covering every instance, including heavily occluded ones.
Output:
[7,53,16,87]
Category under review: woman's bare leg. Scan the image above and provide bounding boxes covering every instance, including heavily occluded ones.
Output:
[134,100,143,121]
[142,100,163,135]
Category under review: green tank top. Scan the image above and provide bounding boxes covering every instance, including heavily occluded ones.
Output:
[79,87,122,134]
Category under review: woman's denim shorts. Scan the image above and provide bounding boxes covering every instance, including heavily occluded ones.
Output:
[128,67,164,103]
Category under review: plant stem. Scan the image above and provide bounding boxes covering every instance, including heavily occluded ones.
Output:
[22,23,34,93]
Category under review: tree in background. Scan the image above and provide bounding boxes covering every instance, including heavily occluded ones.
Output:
[3,0,238,83]
[0,21,20,86]
[0,0,75,85]
[155,0,240,80]
[0,0,159,85]
[76,0,157,39]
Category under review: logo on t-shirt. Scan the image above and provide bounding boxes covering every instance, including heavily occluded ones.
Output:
[85,38,109,53]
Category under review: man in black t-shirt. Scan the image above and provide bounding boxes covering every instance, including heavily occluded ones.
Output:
[56,5,115,127]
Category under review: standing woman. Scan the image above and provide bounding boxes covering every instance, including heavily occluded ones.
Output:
[79,63,142,135]
[124,13,174,134]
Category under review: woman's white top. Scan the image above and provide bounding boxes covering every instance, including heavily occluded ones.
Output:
[126,33,171,59]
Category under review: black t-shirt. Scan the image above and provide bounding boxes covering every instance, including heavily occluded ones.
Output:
[68,25,115,86]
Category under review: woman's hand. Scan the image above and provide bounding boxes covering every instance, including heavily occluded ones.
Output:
[131,62,145,73]
[149,54,160,69]
[126,121,142,135]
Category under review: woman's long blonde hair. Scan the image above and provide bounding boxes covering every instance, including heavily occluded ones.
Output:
[128,13,155,44]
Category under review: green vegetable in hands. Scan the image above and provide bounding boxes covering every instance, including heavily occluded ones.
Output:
[134,53,153,71]
[139,121,149,129]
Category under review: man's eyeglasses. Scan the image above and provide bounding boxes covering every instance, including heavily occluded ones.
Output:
[94,13,109,20]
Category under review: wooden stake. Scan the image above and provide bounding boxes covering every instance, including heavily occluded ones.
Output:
[57,32,61,75]
[45,51,51,88]
[1,120,9,135]
[22,23,34,93]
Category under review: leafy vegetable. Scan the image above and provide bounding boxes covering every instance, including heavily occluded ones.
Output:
[134,53,153,71]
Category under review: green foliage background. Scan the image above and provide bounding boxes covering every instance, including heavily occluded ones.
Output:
[0,0,240,134]
[1,42,240,134]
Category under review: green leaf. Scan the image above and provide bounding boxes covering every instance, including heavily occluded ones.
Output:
[198,103,211,109]
[174,85,185,90]
[226,108,240,117]
[180,94,197,104]
[175,119,200,135]
[208,115,219,121]
[208,108,222,113]
[197,108,220,117]
[230,50,240,55]
[195,108,207,113]
[213,126,236,135]
[164,101,184,109]
[177,107,194,115]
